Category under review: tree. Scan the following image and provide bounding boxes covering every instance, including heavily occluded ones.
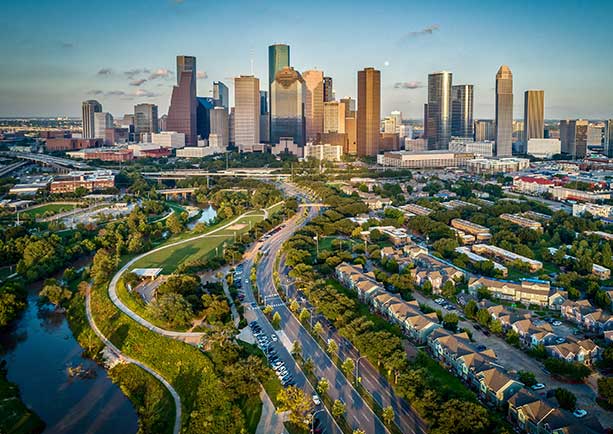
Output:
[147,293,194,327]
[289,298,300,312]
[272,311,282,329]
[276,386,314,429]
[476,309,490,327]
[597,377,613,407]
[166,213,184,235]
[341,358,355,379]
[91,248,116,286]
[201,294,230,324]
[317,377,329,396]
[327,339,338,356]
[506,331,520,347]
[292,340,302,357]
[314,321,324,335]
[489,319,503,335]
[332,399,346,418]
[353,430,366,434]
[299,307,310,324]
[40,279,72,307]
[263,305,273,315]
[555,388,577,411]
[544,359,591,382]
[0,282,27,328]
[432,399,490,434]
[442,313,459,332]
[382,406,395,426]
[517,371,537,387]
[464,300,478,318]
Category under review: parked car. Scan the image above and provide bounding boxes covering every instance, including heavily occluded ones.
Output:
[573,409,588,418]
[271,334,278,342]
[531,383,545,391]
[552,320,562,327]
[312,394,321,405]
[555,337,565,344]
[476,344,486,351]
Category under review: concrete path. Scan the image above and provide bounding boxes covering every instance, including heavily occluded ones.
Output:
[256,387,288,434]
[84,289,182,434]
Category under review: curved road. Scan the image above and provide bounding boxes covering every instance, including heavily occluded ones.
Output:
[84,290,182,434]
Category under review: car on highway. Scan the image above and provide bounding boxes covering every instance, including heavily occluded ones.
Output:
[531,383,545,391]
[573,409,587,418]
[312,393,321,405]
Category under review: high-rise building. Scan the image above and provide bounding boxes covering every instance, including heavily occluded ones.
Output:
[93,112,113,140]
[426,71,453,150]
[323,76,334,102]
[474,119,496,141]
[213,81,229,109]
[234,75,260,147]
[210,106,229,148]
[81,100,102,139]
[345,115,357,155]
[134,103,159,135]
[605,120,613,157]
[356,67,381,156]
[167,55,197,145]
[196,97,215,140]
[270,67,306,146]
[560,119,588,158]
[324,101,346,134]
[268,44,290,86]
[423,103,428,139]
[523,90,544,154]
[340,97,355,116]
[390,111,402,130]
[587,124,603,148]
[259,91,269,143]
[302,70,324,142]
[495,65,513,156]
[451,84,474,139]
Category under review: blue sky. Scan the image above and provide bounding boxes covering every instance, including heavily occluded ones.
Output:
[1,0,612,119]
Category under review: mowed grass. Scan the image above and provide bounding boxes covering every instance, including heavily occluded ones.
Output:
[21,203,74,218]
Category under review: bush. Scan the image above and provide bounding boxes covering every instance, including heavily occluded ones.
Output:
[555,388,577,411]
[544,358,591,382]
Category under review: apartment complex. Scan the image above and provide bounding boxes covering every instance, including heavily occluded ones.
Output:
[450,219,491,241]
[377,150,475,169]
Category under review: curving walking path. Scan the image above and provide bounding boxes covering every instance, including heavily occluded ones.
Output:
[85,290,182,434]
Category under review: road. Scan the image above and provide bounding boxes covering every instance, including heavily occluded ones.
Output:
[84,289,182,434]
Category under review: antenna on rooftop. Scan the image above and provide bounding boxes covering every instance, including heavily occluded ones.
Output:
[250,48,255,75]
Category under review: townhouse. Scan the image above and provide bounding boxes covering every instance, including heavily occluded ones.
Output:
[545,337,601,366]
[561,299,613,335]
[468,276,564,309]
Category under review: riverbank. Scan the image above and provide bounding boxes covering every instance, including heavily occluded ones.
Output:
[0,366,45,434]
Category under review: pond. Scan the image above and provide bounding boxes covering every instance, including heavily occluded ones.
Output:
[187,205,218,229]
[0,289,138,434]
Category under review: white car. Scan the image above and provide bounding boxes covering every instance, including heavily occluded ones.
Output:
[552,321,562,326]
[271,334,278,342]
[573,409,587,418]
[531,383,545,391]
[312,394,321,405]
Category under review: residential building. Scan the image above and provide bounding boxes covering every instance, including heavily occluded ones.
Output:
[451,84,474,139]
[499,213,542,231]
[512,175,555,195]
[451,219,491,241]
[522,90,544,153]
[46,138,102,152]
[270,67,306,146]
[495,65,513,156]
[472,244,543,272]
[550,186,611,203]
[377,150,476,168]
[474,119,496,142]
[357,67,381,156]
[427,71,453,150]
[304,143,343,161]
[234,75,260,148]
[303,70,324,142]
[81,100,102,139]
[466,158,530,174]
[400,203,433,216]
[546,337,601,366]
[455,247,508,276]
[526,138,561,158]
[468,277,560,307]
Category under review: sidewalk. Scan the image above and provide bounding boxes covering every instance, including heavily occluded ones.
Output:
[256,387,288,434]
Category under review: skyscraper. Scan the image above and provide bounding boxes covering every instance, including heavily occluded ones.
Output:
[213,81,229,109]
[357,67,381,156]
[234,75,260,147]
[560,119,588,158]
[268,44,290,86]
[81,100,102,139]
[259,91,269,143]
[323,101,346,133]
[495,65,513,156]
[93,112,113,139]
[474,119,496,141]
[523,90,544,154]
[451,84,473,139]
[323,77,334,102]
[426,71,453,150]
[210,106,229,148]
[340,97,355,116]
[270,67,306,146]
[196,97,215,141]
[167,55,197,145]
[134,103,159,135]
[302,70,324,141]
[605,120,613,157]
[423,103,428,139]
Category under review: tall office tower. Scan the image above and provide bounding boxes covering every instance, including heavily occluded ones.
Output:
[495,65,513,156]
[259,91,270,143]
[474,119,496,141]
[383,117,396,134]
[345,116,357,154]
[168,55,197,145]
[390,111,402,131]
[81,100,102,139]
[423,103,428,139]
[323,101,346,133]
[229,108,235,145]
[303,70,324,142]
[426,71,453,150]
[213,81,229,109]
[234,75,260,147]
[196,97,215,140]
[356,67,381,156]
[158,114,167,132]
[134,103,159,135]
[210,106,229,148]
[587,124,603,148]
[451,84,474,139]
[323,77,334,102]
[605,120,613,157]
[93,112,113,139]
[340,97,355,116]
[268,44,290,86]
[560,119,588,158]
[523,90,544,154]
[270,67,306,146]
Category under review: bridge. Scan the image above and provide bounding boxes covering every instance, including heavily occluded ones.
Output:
[143,169,290,181]
[0,152,91,171]
[0,161,28,177]
[298,203,325,207]
[156,187,250,199]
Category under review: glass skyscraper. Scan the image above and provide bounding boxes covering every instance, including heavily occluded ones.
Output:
[268,44,290,86]
[451,84,473,139]
[427,71,453,150]
[168,55,197,145]
[81,100,102,139]
[495,65,513,156]
[213,81,229,110]
[523,90,544,154]
[270,67,306,146]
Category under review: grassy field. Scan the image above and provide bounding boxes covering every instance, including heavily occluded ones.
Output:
[0,373,45,434]
[21,203,74,218]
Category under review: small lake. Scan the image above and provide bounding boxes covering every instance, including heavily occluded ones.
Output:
[0,290,138,434]
[187,205,217,229]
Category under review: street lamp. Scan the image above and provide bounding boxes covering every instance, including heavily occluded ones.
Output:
[311,408,325,434]
[355,354,367,385]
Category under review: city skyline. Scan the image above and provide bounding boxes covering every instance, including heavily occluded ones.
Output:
[2,0,613,119]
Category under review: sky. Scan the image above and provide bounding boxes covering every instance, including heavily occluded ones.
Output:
[1,0,612,120]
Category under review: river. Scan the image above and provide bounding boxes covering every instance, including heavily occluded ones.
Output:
[187,205,218,230]
[0,289,138,434]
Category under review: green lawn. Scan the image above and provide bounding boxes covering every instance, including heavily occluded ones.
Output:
[21,203,74,218]
[0,374,45,434]
[240,395,263,434]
